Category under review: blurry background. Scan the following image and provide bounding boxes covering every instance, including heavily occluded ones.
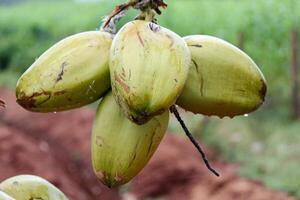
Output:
[0,0,300,199]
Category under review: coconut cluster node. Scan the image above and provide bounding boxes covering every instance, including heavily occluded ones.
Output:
[15,1,267,188]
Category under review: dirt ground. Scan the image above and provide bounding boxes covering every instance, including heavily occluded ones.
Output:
[0,87,296,200]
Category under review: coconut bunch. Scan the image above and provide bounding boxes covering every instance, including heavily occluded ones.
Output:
[16,0,267,188]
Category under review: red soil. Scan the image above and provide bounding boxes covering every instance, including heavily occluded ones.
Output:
[0,88,295,200]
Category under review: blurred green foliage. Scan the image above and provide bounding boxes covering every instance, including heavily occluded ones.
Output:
[1,0,300,198]
[200,116,300,198]
[0,0,119,80]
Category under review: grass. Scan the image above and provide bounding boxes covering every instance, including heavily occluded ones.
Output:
[0,70,19,88]
[169,105,300,197]
[199,114,300,197]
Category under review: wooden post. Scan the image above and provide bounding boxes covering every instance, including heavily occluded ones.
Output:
[290,28,300,120]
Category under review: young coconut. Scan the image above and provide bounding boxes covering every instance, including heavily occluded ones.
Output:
[110,20,190,124]
[0,175,68,200]
[92,92,169,187]
[16,31,112,112]
[177,35,267,118]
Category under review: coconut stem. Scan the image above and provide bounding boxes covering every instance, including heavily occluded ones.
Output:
[101,3,131,33]
[170,105,220,177]
[102,0,167,28]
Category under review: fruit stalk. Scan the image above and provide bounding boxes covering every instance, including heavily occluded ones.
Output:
[170,105,220,177]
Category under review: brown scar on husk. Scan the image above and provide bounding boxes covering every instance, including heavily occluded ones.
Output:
[192,59,204,96]
[236,89,246,93]
[36,94,51,106]
[114,72,130,93]
[127,141,138,169]
[136,31,144,47]
[189,44,203,48]
[56,62,68,83]
[12,181,19,185]
[149,23,161,32]
[260,79,267,101]
[37,90,66,106]
[120,67,127,81]
[96,170,106,180]
[146,130,156,156]
[114,171,123,182]
[129,69,132,80]
[29,198,44,200]
[17,91,51,108]
[17,90,67,108]
[54,90,67,96]
[146,118,162,156]
[192,59,199,73]
[0,98,6,108]
[200,77,205,96]
[96,136,105,147]
[96,171,112,188]
[132,108,165,125]
[166,34,174,47]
